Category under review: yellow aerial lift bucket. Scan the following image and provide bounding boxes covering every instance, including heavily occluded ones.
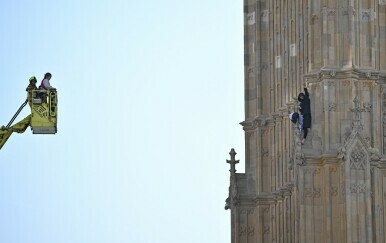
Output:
[30,90,58,134]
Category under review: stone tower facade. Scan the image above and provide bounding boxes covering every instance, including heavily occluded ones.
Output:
[225,0,386,242]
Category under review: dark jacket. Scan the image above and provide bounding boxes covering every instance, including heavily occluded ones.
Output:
[298,88,311,115]
[298,88,311,128]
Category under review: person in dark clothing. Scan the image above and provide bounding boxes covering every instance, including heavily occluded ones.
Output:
[298,87,311,145]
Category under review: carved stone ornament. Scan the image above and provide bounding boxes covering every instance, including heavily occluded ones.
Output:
[370,147,381,161]
[350,148,366,170]
[350,97,365,133]
[360,9,376,22]
[363,103,372,112]
[311,14,319,24]
[225,149,240,210]
[337,146,347,160]
[304,188,321,198]
[239,225,255,236]
[330,187,338,196]
[350,183,367,193]
[328,102,337,111]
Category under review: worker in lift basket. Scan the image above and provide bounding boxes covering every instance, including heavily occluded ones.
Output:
[39,72,55,90]
[38,72,55,103]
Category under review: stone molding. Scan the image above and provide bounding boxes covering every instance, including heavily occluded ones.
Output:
[304,68,383,82]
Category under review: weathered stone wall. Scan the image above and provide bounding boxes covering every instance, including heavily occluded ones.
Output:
[226,0,386,242]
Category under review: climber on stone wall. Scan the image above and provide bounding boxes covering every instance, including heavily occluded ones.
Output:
[298,84,311,145]
[289,111,303,132]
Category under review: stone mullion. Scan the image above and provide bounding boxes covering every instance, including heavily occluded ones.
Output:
[261,205,271,243]
[346,0,355,67]
[306,0,312,71]
[280,118,284,188]
[262,128,271,192]
[326,0,338,67]
[260,0,270,116]
[287,1,299,102]
[288,120,293,183]
[297,0,305,95]
[309,0,322,71]
[325,166,332,242]
[311,168,320,243]
[371,167,381,242]
[304,0,310,78]
[255,1,262,117]
[332,165,344,242]
[283,120,287,184]
[283,197,289,243]
[379,4,386,70]
[276,201,282,243]
[284,0,290,105]
[281,0,287,107]
[329,82,339,150]
[323,80,330,152]
[340,0,350,67]
[239,209,247,243]
[256,206,264,243]
[370,0,376,69]
[358,0,370,68]
[281,117,290,184]
[373,83,382,147]
[231,207,240,243]
[374,0,379,70]
[269,1,280,113]
[353,0,360,66]
[366,160,373,242]
[276,0,281,111]
[278,0,288,108]
[361,82,372,146]
[245,1,257,119]
[270,126,276,192]
[299,167,306,242]
[268,0,274,115]
[322,0,328,67]
[293,187,299,243]
[247,129,257,195]
[274,118,283,189]
[340,163,347,243]
[381,171,386,243]
[273,122,279,192]
[382,87,386,155]
[276,120,281,190]
[282,119,286,187]
[256,128,263,193]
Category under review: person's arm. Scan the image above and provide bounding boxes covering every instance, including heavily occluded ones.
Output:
[304,88,309,97]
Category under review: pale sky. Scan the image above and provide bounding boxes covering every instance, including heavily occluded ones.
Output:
[0,1,245,242]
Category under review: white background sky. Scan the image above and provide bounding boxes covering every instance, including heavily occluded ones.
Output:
[0,1,245,242]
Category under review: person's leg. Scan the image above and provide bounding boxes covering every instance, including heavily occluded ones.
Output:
[301,127,308,144]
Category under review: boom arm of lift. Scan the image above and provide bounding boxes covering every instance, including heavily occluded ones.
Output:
[0,89,58,151]
[0,115,31,150]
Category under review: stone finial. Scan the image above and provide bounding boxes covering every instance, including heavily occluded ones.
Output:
[225,148,240,210]
[227,148,239,174]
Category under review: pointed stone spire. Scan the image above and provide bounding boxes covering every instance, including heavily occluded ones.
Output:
[225,148,239,210]
[227,148,239,174]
